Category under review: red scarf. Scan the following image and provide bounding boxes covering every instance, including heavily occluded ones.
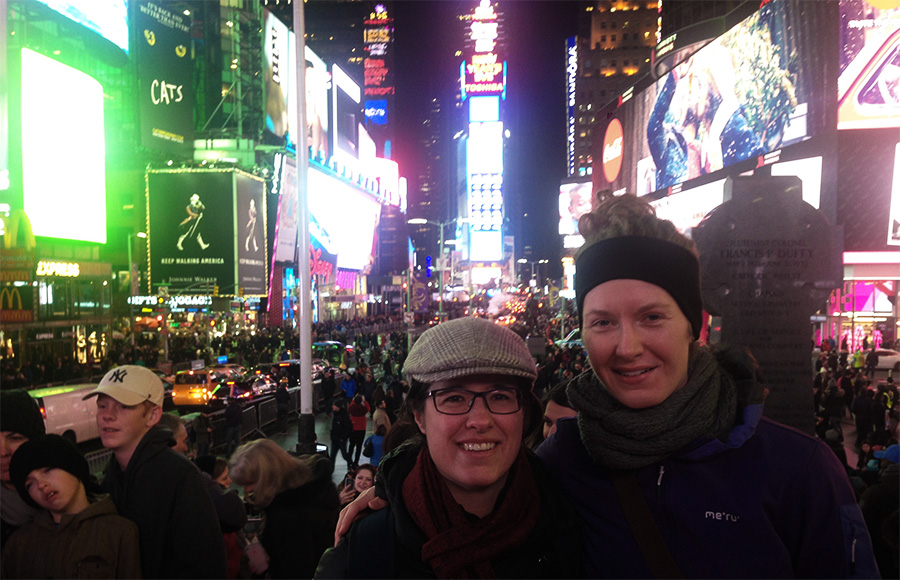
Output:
[401,446,541,578]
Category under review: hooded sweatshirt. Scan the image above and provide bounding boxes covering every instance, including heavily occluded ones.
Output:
[1,496,141,579]
[103,426,227,579]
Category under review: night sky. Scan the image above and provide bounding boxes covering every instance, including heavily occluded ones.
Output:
[390,1,583,275]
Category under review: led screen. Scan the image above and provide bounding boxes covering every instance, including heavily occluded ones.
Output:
[558,180,593,235]
[306,47,330,159]
[596,0,827,196]
[235,173,267,296]
[273,155,299,263]
[307,167,381,271]
[333,64,361,163]
[469,96,500,122]
[21,49,106,243]
[649,180,726,234]
[467,122,503,173]
[264,11,294,141]
[36,0,128,53]
[838,0,900,129]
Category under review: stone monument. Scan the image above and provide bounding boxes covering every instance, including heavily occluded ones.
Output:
[693,176,843,433]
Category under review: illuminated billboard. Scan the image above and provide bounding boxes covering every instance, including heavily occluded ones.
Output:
[21,49,106,244]
[306,47,330,160]
[566,36,577,177]
[264,11,294,142]
[838,0,900,130]
[462,0,506,98]
[333,64,361,164]
[135,0,194,154]
[35,0,128,53]
[558,180,593,236]
[595,0,829,196]
[147,170,267,296]
[308,167,382,271]
[273,155,299,263]
[466,122,504,263]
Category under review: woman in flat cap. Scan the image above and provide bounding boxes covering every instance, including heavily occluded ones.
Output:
[316,317,581,579]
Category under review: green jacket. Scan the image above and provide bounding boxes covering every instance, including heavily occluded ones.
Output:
[0,496,142,579]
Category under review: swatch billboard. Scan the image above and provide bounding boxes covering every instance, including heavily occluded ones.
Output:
[147,170,267,296]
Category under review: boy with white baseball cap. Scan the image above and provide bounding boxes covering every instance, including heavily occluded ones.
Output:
[84,365,227,578]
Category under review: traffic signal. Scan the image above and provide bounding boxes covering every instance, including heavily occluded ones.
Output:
[213,285,219,296]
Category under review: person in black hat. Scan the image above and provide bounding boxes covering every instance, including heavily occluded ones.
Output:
[1,434,141,578]
[0,389,46,548]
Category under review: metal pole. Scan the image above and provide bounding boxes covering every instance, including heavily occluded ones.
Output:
[293,1,315,454]
[127,235,135,348]
[438,222,445,319]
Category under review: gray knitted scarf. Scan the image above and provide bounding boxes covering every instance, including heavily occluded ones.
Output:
[567,345,737,470]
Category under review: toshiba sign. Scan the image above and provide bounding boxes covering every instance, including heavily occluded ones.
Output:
[602,118,623,183]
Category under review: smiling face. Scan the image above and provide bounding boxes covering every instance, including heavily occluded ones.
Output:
[354,468,374,493]
[413,374,524,517]
[95,394,161,469]
[24,467,89,522]
[582,279,693,409]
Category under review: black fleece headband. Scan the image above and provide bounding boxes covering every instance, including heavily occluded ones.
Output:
[575,236,703,339]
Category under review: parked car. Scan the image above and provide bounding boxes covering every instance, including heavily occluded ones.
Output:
[207,372,276,409]
[27,383,99,443]
[875,348,900,372]
[172,369,227,406]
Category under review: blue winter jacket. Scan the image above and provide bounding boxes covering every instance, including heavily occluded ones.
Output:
[537,403,879,578]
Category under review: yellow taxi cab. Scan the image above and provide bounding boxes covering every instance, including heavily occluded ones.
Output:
[172,369,224,406]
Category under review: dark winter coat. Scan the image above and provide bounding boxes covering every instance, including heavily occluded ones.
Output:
[103,427,227,579]
[537,390,879,578]
[316,444,583,579]
[260,472,341,579]
[330,408,353,440]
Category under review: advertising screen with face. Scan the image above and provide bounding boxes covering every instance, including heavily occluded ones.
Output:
[558,180,593,236]
[596,0,829,196]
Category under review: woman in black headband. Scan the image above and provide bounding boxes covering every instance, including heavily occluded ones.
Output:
[537,191,877,578]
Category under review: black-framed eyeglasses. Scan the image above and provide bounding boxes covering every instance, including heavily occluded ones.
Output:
[427,387,522,415]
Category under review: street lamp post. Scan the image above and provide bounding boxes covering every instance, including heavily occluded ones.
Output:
[408,218,456,321]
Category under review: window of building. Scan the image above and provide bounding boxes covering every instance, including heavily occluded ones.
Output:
[600,21,607,29]
[611,34,616,42]
[611,21,617,28]
[611,59,617,67]
[601,35,606,42]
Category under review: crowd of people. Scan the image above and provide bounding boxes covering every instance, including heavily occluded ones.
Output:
[1,192,898,578]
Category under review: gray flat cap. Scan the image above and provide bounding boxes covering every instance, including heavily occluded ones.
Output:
[404,317,537,385]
